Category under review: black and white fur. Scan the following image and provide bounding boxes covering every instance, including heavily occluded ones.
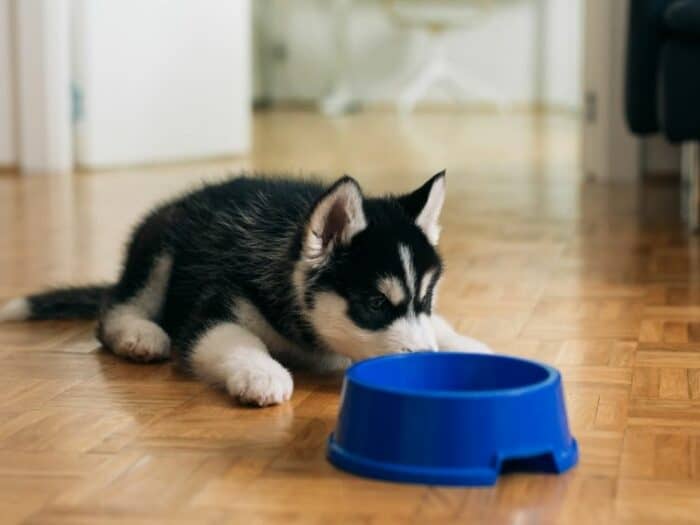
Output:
[0,172,490,406]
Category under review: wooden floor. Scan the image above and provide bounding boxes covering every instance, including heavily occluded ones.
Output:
[0,109,694,524]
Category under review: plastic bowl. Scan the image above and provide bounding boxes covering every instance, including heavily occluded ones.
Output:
[327,352,578,486]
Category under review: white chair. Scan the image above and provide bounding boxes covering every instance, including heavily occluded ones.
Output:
[387,0,507,114]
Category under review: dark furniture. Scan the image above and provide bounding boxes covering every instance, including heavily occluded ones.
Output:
[626,0,700,228]
[626,0,700,142]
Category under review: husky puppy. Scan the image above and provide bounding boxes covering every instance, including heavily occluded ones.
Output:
[0,172,490,406]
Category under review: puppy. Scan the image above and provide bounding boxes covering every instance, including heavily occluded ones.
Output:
[0,172,490,405]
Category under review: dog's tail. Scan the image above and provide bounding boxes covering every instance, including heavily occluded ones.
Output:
[0,285,112,322]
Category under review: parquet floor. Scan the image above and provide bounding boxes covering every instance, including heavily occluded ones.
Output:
[0,109,694,524]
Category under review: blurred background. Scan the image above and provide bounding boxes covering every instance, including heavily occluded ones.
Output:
[0,0,689,188]
[252,0,580,112]
[0,0,574,169]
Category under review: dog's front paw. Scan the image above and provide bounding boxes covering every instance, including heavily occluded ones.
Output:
[441,334,493,354]
[432,315,493,355]
[110,319,171,362]
[225,360,294,407]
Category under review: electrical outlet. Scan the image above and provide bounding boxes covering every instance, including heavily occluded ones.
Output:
[585,91,597,123]
[271,42,287,62]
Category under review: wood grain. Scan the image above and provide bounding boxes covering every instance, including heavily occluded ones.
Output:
[0,109,692,524]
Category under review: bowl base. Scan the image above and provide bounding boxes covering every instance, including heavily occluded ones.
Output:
[327,435,578,487]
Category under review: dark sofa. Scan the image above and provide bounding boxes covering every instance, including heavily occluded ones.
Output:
[626,0,700,228]
[626,0,700,142]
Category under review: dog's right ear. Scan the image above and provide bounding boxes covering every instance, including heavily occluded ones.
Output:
[301,176,367,265]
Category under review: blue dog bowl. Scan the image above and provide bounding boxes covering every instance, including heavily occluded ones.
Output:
[327,352,578,486]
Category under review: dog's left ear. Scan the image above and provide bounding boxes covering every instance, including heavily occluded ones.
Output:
[302,175,367,265]
[398,170,446,245]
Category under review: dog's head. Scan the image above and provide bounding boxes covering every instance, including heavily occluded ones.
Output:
[295,172,446,360]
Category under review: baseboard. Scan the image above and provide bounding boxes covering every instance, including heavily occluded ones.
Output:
[255,100,581,115]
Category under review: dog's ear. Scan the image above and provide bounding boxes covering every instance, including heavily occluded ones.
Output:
[302,176,367,264]
[398,170,446,245]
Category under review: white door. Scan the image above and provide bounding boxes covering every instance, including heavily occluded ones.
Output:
[72,0,251,169]
[6,0,252,174]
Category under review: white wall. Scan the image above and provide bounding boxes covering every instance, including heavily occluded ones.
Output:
[542,0,582,108]
[582,0,640,181]
[254,0,582,110]
[0,0,15,166]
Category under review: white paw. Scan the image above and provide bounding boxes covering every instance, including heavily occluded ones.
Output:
[441,335,493,355]
[111,319,171,362]
[225,359,294,407]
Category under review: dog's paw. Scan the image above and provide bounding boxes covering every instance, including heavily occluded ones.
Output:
[225,359,294,407]
[111,319,171,362]
[440,334,493,354]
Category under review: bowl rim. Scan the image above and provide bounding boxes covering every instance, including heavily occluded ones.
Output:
[345,352,558,399]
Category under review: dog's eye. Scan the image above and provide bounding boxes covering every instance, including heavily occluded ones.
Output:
[368,295,389,312]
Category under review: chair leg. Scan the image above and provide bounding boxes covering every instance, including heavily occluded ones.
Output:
[397,31,448,115]
[320,0,358,116]
[681,142,700,231]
